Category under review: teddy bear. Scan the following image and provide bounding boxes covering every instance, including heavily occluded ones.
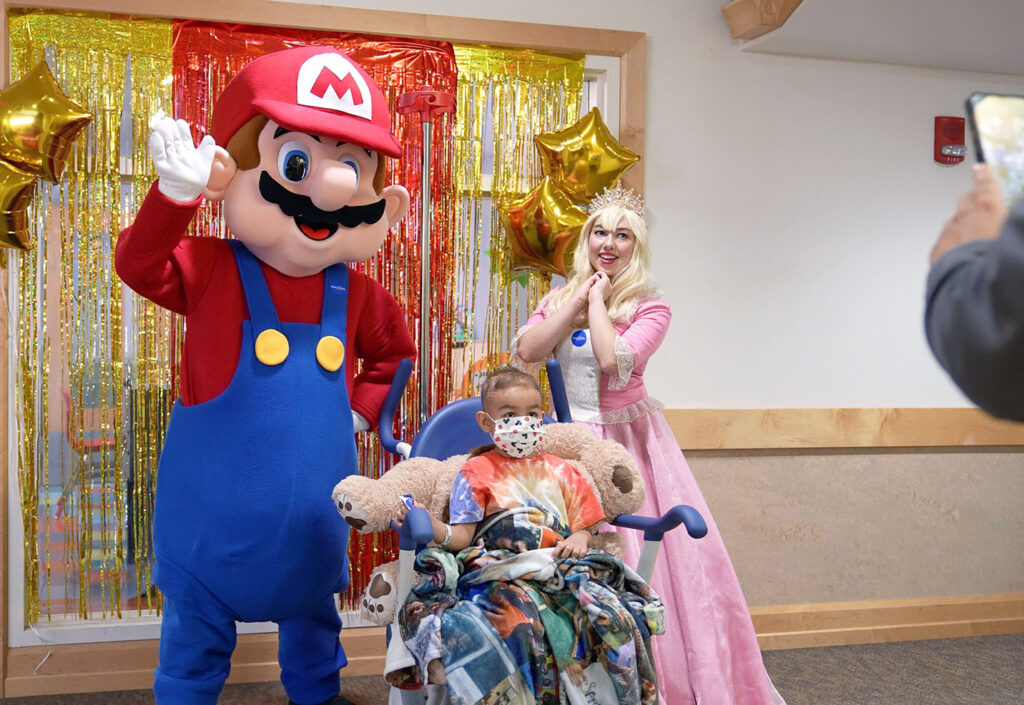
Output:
[332,422,646,625]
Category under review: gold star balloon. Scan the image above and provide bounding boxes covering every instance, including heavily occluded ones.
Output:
[498,175,589,276]
[0,60,92,184]
[0,60,92,249]
[534,107,639,203]
[0,160,37,250]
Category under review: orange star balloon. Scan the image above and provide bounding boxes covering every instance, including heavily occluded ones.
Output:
[534,107,639,203]
[499,176,589,276]
[0,160,37,250]
[0,60,92,184]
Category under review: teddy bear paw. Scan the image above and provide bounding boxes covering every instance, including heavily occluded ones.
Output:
[334,491,373,533]
[360,569,398,625]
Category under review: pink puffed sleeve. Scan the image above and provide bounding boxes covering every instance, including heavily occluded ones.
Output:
[611,299,671,385]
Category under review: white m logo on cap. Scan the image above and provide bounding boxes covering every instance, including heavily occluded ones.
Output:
[296,53,373,120]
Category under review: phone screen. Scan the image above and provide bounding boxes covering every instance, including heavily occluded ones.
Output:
[966,92,1024,205]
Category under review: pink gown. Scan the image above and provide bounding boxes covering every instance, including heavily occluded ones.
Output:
[515,297,785,705]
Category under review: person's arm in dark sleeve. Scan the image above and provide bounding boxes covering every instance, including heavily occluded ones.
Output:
[350,277,416,430]
[925,194,1024,419]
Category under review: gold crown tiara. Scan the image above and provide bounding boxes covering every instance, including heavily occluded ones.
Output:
[587,182,646,218]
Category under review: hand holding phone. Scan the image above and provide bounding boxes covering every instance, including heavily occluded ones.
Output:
[965,92,1024,205]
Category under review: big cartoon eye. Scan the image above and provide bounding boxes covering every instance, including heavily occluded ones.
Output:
[338,156,360,182]
[277,141,310,183]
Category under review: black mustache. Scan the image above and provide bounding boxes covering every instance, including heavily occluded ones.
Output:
[258,171,387,228]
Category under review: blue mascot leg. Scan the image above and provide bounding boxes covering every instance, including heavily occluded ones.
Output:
[153,590,238,705]
[277,592,348,705]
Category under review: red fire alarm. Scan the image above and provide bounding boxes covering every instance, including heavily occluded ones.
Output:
[935,116,966,164]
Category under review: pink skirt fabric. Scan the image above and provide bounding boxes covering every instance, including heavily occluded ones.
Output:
[580,411,784,705]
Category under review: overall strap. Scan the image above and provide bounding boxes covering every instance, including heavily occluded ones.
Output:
[320,262,349,342]
[229,240,287,366]
[229,240,282,332]
[314,262,350,372]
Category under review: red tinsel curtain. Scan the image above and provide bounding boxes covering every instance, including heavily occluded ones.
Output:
[170,21,458,606]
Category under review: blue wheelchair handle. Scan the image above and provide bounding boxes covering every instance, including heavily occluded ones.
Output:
[379,357,414,456]
[545,359,572,423]
[612,505,708,542]
[391,506,435,550]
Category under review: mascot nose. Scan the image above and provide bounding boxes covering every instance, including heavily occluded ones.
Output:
[309,160,359,211]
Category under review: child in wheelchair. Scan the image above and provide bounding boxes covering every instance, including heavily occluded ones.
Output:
[391,367,664,705]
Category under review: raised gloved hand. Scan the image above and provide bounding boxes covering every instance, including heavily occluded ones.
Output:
[148,112,221,203]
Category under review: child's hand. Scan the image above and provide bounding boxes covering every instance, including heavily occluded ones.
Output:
[552,531,589,559]
[393,499,426,528]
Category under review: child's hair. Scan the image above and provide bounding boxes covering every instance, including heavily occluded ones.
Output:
[479,367,541,409]
[470,367,542,458]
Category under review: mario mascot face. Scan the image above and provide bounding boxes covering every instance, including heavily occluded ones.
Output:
[203,46,409,277]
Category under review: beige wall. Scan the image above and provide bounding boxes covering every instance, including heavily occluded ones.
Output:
[689,448,1024,606]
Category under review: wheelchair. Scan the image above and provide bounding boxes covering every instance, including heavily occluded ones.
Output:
[373,358,707,705]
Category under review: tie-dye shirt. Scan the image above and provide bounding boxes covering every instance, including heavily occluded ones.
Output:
[449,450,606,537]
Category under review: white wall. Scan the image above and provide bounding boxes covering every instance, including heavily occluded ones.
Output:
[275,0,1024,408]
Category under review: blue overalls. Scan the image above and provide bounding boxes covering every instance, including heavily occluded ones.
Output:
[152,241,355,705]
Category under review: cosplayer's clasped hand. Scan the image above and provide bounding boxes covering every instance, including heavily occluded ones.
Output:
[588,271,612,304]
[148,112,223,203]
[570,272,604,311]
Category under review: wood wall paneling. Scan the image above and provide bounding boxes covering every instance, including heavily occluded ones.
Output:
[752,594,1024,651]
[2,628,387,697]
[665,407,1024,450]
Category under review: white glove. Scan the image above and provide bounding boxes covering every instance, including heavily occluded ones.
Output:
[148,112,219,203]
[352,411,370,433]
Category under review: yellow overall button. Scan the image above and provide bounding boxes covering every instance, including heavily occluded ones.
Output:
[255,329,289,366]
[316,336,345,372]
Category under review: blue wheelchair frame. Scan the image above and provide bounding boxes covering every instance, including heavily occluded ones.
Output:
[374,358,707,704]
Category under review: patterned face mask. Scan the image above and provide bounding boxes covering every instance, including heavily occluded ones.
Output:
[487,413,546,458]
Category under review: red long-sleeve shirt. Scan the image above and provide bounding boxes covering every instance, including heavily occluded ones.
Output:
[115,182,415,427]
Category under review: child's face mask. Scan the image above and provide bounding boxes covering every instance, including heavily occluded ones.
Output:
[487,413,545,458]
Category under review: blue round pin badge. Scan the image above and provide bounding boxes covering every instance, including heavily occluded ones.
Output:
[571,330,587,347]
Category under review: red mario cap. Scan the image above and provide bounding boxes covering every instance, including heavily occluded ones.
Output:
[210,46,402,158]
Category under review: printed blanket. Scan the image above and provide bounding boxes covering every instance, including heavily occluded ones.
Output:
[387,507,664,705]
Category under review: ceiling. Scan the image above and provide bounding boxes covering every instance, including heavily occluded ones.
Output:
[742,0,1024,77]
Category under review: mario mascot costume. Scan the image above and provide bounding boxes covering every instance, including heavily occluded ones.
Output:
[115,47,416,705]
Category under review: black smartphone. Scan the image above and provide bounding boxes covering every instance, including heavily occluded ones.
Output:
[965,92,1024,204]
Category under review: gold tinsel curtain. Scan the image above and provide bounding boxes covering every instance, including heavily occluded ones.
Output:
[9,11,174,623]
[450,46,584,397]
